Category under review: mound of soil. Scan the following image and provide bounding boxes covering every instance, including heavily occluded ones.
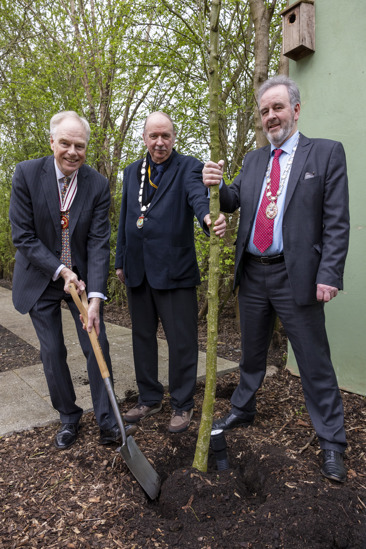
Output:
[0,285,365,548]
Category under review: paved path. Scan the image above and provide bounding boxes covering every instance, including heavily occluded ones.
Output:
[0,286,237,436]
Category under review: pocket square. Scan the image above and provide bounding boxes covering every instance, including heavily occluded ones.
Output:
[304,172,315,179]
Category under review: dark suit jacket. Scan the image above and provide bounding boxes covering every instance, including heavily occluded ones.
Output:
[220,133,350,306]
[9,155,111,314]
[115,150,210,289]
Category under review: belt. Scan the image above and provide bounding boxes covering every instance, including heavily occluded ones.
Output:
[245,253,284,265]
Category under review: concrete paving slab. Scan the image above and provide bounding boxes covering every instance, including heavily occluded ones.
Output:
[0,370,59,433]
[0,286,40,348]
[11,362,50,399]
[0,285,237,437]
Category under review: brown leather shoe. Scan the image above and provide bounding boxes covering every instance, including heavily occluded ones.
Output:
[124,402,162,423]
[99,423,137,445]
[168,409,193,433]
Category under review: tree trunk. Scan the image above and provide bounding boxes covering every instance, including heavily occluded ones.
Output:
[248,0,277,147]
[193,0,221,473]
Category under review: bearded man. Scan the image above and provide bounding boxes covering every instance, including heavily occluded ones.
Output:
[203,76,350,483]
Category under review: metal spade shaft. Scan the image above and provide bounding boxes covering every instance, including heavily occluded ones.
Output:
[69,283,161,499]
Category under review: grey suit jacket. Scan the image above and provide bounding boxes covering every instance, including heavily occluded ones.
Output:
[9,155,111,313]
[220,133,350,305]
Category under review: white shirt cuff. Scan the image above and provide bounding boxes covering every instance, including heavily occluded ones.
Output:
[53,264,65,281]
[53,267,106,300]
[88,292,107,301]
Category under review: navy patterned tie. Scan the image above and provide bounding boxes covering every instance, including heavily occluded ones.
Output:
[60,177,72,269]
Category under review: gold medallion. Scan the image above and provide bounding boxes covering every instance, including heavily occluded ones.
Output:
[61,215,69,229]
[265,202,278,220]
[136,216,144,229]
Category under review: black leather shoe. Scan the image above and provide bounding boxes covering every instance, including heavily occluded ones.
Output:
[321,450,347,483]
[212,412,254,431]
[99,423,137,445]
[54,423,80,450]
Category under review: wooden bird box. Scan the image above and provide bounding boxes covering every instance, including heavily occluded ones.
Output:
[281,0,315,61]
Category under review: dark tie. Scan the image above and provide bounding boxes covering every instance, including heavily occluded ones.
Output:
[151,163,164,185]
[147,163,164,200]
[253,149,283,253]
[60,176,72,269]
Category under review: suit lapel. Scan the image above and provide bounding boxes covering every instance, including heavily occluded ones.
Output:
[69,166,89,236]
[284,133,312,211]
[41,156,60,238]
[250,145,271,214]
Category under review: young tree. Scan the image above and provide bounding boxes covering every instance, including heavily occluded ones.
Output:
[193,0,222,473]
[192,0,286,471]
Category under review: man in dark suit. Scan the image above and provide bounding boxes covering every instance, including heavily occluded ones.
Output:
[203,76,349,482]
[115,111,226,433]
[9,111,135,449]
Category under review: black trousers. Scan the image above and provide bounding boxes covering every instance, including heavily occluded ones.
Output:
[232,258,346,453]
[127,278,198,410]
[29,279,117,429]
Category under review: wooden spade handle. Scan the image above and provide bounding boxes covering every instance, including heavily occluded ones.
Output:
[69,283,110,380]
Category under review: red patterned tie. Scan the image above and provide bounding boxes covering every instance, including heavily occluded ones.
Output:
[60,177,72,269]
[253,149,283,253]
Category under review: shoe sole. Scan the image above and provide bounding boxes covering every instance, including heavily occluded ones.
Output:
[213,420,254,431]
[168,424,190,433]
[321,470,346,483]
[124,404,162,423]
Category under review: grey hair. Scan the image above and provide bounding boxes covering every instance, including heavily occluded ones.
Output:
[257,75,301,109]
[50,111,91,143]
[143,111,176,134]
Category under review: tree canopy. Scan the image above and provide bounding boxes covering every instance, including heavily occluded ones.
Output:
[0,0,287,283]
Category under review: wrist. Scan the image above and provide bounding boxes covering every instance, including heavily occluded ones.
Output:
[60,267,72,279]
[89,297,101,308]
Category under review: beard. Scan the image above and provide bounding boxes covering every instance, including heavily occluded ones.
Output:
[264,114,296,147]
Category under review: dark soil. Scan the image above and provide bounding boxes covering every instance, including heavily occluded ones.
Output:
[0,325,41,372]
[1,282,365,548]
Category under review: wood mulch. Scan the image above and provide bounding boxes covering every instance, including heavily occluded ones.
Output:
[0,282,365,548]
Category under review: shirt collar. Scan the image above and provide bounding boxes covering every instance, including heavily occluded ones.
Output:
[270,130,299,156]
[53,158,78,181]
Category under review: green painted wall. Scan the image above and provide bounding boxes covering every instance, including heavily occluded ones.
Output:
[286,0,366,395]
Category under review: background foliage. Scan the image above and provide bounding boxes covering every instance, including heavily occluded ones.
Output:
[0,0,287,311]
